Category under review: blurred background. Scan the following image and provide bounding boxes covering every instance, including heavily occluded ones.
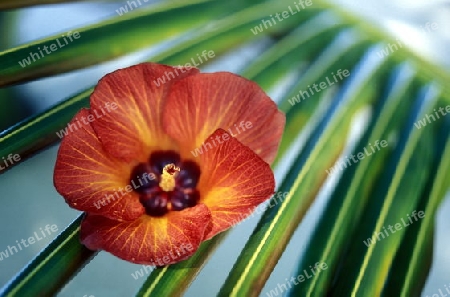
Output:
[0,0,449,296]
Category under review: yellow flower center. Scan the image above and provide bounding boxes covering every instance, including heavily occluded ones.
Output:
[159,164,180,192]
[130,151,201,216]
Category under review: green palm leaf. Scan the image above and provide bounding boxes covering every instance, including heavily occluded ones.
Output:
[384,117,450,296]
[0,215,95,297]
[0,0,240,86]
[219,46,388,297]
[288,62,417,296]
[331,85,439,295]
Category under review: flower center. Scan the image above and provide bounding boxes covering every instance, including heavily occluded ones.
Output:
[159,164,180,191]
[129,150,201,217]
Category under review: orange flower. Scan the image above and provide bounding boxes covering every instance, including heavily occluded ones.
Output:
[54,63,285,265]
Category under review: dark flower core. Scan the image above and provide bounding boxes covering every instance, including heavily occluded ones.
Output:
[130,150,201,217]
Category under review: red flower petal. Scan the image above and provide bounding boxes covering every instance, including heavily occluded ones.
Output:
[80,204,212,265]
[54,109,144,221]
[197,129,275,240]
[89,63,199,163]
[163,72,285,164]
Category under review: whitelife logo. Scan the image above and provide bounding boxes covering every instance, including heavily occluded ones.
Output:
[414,105,450,129]
[0,224,58,261]
[326,139,388,175]
[116,0,148,16]
[377,22,439,58]
[425,282,450,297]
[265,262,328,297]
[94,172,157,209]
[288,69,350,106]
[131,243,194,280]
[18,31,80,68]
[190,121,253,157]
[363,210,425,247]
[250,0,313,35]
[153,50,215,87]
[0,153,21,172]
[56,102,118,139]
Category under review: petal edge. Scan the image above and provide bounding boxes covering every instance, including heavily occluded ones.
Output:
[81,204,212,265]
[198,129,275,240]
[54,109,144,221]
[164,72,285,164]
